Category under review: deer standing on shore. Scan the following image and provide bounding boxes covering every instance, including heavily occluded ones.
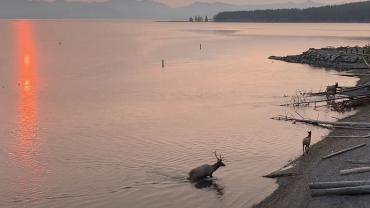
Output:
[188,152,226,181]
[302,131,312,156]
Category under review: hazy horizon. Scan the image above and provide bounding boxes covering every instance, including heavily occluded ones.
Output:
[29,0,366,7]
[158,0,363,7]
[2,0,364,19]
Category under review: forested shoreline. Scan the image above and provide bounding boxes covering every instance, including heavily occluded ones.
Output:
[214,1,370,22]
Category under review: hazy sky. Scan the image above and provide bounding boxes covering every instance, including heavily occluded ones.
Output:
[155,0,363,6]
[59,0,365,6]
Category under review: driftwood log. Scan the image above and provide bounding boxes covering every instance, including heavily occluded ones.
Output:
[340,82,370,93]
[363,55,370,68]
[346,160,370,164]
[309,180,370,189]
[326,134,370,139]
[263,168,296,178]
[311,185,370,197]
[280,95,349,106]
[322,143,366,159]
[340,167,370,175]
[272,116,370,128]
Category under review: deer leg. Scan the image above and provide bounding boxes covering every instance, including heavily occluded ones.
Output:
[303,145,305,155]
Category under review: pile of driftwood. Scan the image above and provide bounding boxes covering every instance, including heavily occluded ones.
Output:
[282,82,370,112]
[275,80,370,197]
[309,143,370,197]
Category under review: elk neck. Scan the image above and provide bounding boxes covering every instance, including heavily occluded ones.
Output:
[212,162,222,172]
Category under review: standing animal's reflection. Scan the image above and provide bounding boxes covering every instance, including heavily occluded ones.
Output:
[193,178,225,196]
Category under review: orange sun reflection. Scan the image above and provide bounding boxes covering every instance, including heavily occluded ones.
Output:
[12,21,43,178]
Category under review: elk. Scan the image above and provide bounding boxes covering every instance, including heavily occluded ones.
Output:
[188,152,226,181]
[326,82,338,97]
[302,131,312,156]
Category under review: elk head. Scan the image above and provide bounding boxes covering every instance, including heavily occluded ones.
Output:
[213,151,226,167]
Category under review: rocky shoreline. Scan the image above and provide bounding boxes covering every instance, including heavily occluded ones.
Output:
[270,46,370,70]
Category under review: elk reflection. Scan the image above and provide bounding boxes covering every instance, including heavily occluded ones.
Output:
[193,179,225,196]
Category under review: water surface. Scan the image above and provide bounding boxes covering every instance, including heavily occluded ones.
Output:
[0,21,368,208]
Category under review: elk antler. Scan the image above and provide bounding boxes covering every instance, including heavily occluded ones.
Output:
[213,151,224,161]
[213,151,220,160]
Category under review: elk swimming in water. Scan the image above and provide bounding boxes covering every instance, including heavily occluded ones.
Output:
[188,151,226,181]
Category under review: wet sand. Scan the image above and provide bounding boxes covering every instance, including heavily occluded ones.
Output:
[254,73,370,208]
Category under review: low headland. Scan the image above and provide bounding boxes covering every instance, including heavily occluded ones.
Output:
[255,45,370,208]
[270,46,370,70]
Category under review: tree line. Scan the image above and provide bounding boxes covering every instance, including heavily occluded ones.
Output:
[214,1,370,22]
[189,16,209,22]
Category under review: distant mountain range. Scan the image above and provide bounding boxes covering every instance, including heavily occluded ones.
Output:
[0,0,324,20]
[214,0,370,22]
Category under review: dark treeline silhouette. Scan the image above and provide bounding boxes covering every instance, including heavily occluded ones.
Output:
[214,1,370,22]
[189,16,209,22]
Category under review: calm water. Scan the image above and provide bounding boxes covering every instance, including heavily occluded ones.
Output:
[0,21,369,208]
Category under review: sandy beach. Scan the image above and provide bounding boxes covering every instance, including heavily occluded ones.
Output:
[255,73,370,208]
